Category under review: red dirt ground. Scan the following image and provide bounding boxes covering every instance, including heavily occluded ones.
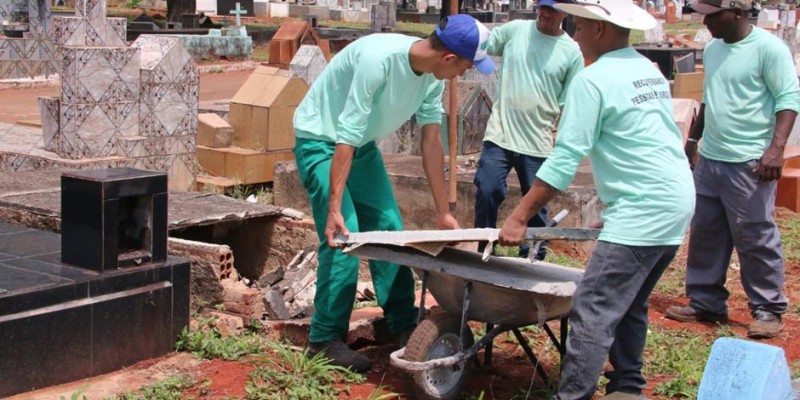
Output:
[176,210,800,400]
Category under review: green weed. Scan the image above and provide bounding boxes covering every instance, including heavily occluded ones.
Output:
[61,386,88,400]
[644,327,713,399]
[107,374,198,400]
[245,341,365,399]
[176,315,265,360]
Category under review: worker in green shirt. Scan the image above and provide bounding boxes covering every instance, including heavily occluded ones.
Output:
[473,0,583,259]
[499,0,695,397]
[665,0,800,339]
[293,14,495,372]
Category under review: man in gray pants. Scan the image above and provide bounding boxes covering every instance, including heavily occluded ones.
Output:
[499,0,695,396]
[665,0,799,339]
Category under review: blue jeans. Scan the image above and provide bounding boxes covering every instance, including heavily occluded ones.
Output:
[557,241,678,399]
[474,141,548,258]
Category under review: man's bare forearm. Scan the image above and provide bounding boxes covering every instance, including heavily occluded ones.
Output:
[510,179,561,224]
[688,104,705,141]
[770,109,797,151]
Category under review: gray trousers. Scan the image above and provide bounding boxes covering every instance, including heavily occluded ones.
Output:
[687,157,787,316]
[557,241,678,399]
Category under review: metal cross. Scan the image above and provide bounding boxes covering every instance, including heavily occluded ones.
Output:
[229,2,247,27]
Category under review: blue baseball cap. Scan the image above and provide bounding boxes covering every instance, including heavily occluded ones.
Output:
[538,0,558,7]
[435,14,495,75]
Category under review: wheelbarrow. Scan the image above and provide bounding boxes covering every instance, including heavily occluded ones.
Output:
[340,223,599,399]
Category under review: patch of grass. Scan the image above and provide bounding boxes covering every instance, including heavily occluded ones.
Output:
[245,341,365,399]
[252,47,270,63]
[107,374,199,400]
[644,327,713,399]
[227,183,276,205]
[663,22,706,36]
[778,214,800,263]
[396,22,437,37]
[655,261,687,298]
[510,367,560,399]
[176,315,265,360]
[61,386,88,400]
[494,245,520,257]
[544,250,585,269]
[792,361,800,379]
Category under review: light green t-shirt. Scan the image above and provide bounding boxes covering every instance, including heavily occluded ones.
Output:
[537,47,695,246]
[701,26,800,162]
[293,34,444,147]
[483,21,583,158]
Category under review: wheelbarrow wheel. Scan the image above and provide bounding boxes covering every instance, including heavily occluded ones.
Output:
[404,312,475,400]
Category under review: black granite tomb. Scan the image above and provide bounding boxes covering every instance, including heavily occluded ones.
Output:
[61,168,168,272]
[0,168,189,398]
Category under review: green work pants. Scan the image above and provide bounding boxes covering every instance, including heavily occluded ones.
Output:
[293,138,418,343]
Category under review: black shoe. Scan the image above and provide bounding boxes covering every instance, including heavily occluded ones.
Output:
[307,340,372,372]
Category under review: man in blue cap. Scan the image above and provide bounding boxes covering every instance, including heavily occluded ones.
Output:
[293,14,495,372]
[473,0,583,259]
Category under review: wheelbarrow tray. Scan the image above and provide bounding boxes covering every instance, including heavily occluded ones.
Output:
[345,244,584,326]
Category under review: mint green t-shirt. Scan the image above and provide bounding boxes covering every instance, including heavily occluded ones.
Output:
[701,26,800,163]
[537,48,695,246]
[293,34,444,147]
[483,21,583,158]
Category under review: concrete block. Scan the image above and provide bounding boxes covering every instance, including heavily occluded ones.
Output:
[197,113,234,148]
[697,337,792,400]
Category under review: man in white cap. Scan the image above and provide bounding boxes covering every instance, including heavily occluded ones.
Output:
[293,14,495,372]
[498,0,695,397]
[665,0,799,339]
[474,0,583,259]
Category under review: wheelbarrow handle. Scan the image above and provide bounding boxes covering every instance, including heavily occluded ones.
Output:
[389,347,470,371]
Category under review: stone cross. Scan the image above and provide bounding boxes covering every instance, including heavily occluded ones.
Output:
[229,2,247,27]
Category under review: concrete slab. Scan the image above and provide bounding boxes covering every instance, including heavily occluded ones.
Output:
[0,168,302,233]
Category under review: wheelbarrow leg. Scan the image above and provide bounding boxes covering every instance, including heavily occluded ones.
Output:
[484,323,494,368]
[417,271,429,324]
[459,281,473,352]
[542,318,568,358]
[512,328,551,385]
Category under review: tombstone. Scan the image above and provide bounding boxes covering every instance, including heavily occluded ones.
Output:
[130,20,159,30]
[441,80,493,155]
[757,7,779,30]
[462,55,501,103]
[304,14,318,27]
[61,168,168,272]
[0,168,189,398]
[217,0,253,19]
[182,13,200,28]
[39,0,200,191]
[167,0,196,22]
[0,0,59,80]
[644,19,665,43]
[290,44,328,87]
[370,0,397,32]
[199,13,218,28]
